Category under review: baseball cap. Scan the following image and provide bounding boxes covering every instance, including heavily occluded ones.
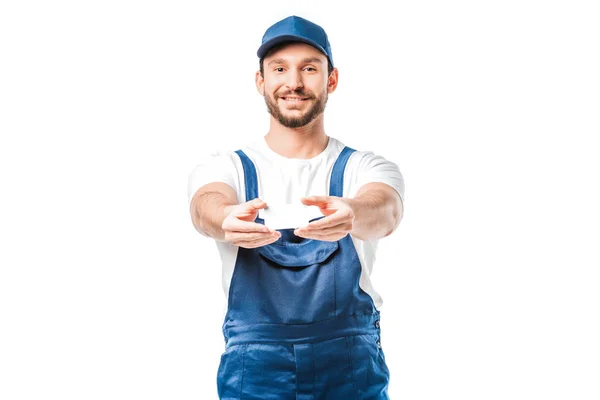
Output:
[257,15,334,68]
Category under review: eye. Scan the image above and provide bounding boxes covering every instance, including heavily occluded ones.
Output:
[304,67,317,72]
[274,67,285,72]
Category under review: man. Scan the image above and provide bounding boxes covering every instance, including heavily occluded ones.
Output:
[188,15,404,399]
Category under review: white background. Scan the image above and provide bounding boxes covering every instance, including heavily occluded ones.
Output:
[1,0,599,399]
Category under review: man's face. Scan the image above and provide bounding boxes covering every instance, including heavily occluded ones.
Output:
[258,42,333,128]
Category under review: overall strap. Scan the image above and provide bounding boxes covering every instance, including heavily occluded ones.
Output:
[234,150,259,202]
[329,146,356,197]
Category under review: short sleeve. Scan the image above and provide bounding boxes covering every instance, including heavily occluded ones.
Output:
[187,152,240,205]
[348,151,405,204]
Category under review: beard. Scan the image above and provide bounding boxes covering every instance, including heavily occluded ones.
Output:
[264,88,328,128]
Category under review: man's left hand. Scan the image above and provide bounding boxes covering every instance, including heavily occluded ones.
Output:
[294,196,354,241]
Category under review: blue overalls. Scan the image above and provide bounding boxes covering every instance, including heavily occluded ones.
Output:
[216,146,390,399]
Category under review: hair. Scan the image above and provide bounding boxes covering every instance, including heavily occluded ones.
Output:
[259,41,334,78]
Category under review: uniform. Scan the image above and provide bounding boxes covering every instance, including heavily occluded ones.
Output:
[187,136,405,399]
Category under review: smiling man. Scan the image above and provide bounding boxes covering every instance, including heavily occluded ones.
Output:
[261,44,330,129]
[188,15,405,399]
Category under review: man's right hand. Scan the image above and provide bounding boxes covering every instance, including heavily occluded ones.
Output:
[222,198,281,248]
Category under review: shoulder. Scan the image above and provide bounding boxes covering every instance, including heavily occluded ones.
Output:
[339,141,399,171]
[341,144,405,202]
[350,150,400,170]
[187,148,240,176]
[328,137,399,174]
[189,136,263,171]
[187,145,246,205]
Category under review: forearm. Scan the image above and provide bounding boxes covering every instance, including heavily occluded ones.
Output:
[191,191,236,240]
[345,184,403,241]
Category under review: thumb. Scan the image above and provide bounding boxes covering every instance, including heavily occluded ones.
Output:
[300,196,329,206]
[247,197,267,210]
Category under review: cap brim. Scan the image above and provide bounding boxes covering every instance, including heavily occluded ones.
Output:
[257,34,329,62]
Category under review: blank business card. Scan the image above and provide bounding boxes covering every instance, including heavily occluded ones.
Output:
[258,203,322,230]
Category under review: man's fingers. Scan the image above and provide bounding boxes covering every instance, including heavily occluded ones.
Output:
[300,220,350,234]
[233,232,281,248]
[246,198,268,210]
[302,210,353,230]
[226,230,280,243]
[305,228,348,238]
[300,196,330,206]
[303,216,337,230]
[223,219,273,233]
[231,198,268,220]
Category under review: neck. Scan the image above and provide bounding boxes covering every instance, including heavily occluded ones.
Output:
[265,115,328,159]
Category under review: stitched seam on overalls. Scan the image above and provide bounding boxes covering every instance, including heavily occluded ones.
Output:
[333,255,337,317]
[225,313,378,328]
[239,344,247,399]
[345,336,359,399]
[217,354,223,397]
[311,344,315,398]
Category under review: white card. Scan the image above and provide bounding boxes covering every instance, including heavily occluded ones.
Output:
[258,203,322,230]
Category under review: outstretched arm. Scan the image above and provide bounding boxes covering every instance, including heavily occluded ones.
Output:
[294,182,403,241]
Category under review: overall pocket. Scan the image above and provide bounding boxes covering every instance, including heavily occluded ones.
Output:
[254,230,340,323]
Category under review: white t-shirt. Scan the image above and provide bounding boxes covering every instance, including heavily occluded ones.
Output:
[187,135,405,313]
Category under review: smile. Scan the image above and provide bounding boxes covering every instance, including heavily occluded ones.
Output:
[280,97,309,102]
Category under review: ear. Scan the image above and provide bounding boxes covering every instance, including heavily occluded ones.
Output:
[327,68,339,94]
[255,70,265,95]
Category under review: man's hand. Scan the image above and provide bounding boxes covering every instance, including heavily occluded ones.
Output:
[222,198,281,248]
[293,196,354,241]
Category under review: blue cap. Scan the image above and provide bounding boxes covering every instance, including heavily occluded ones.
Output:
[257,15,334,68]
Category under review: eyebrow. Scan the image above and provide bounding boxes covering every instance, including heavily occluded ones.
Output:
[267,57,324,66]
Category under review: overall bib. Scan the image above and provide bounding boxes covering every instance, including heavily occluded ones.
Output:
[216,146,390,400]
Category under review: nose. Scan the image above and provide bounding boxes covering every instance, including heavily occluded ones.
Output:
[285,69,304,91]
